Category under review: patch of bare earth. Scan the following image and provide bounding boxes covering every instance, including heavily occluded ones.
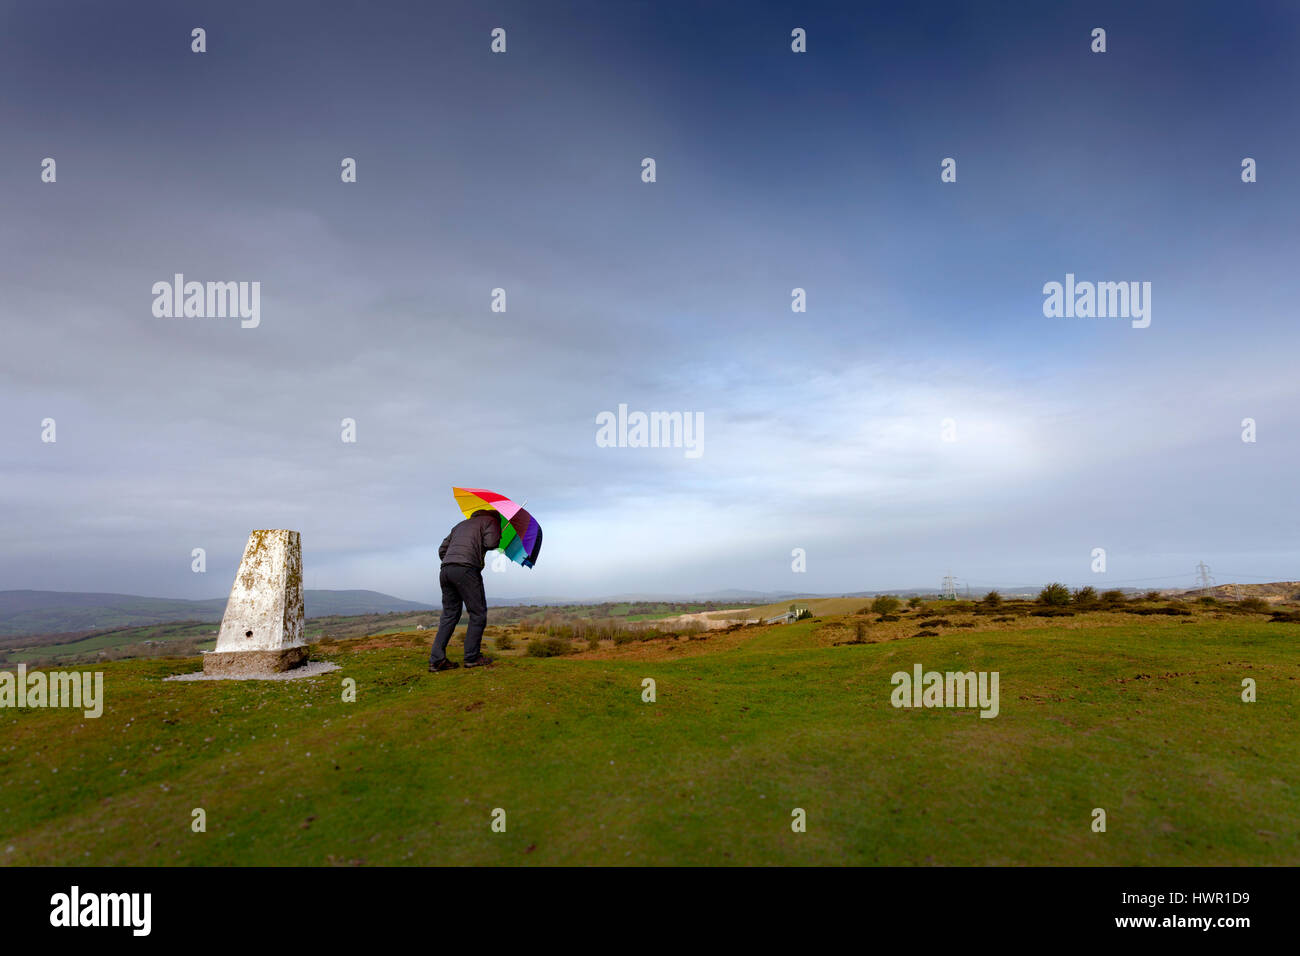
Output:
[634,608,757,630]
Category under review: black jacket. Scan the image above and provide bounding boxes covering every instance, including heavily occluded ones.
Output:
[439,510,502,570]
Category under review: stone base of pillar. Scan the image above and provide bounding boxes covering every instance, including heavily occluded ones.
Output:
[202,645,308,677]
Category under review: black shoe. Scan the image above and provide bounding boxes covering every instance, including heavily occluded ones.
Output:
[428,658,460,673]
[463,654,494,668]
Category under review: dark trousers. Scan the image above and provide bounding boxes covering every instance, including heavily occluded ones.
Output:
[430,563,488,664]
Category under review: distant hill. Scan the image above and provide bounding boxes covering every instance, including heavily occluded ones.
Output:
[0,589,435,637]
[1172,581,1300,603]
[301,590,435,617]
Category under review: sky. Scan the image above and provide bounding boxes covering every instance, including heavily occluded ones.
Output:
[1,0,1298,604]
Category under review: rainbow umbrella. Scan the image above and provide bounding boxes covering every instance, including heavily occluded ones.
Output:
[452,487,543,568]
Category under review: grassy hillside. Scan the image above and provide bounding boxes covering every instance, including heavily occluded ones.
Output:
[0,592,227,637]
[2,603,1296,865]
[0,589,435,638]
[0,607,628,669]
[1,621,218,666]
[0,601,751,668]
[1175,581,1300,603]
[707,596,870,620]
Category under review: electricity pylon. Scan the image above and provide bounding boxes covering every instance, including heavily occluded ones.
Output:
[1195,561,1215,595]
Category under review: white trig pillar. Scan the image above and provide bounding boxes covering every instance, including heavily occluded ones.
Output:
[204,530,307,676]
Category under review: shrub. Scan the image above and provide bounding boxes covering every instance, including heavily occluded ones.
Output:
[543,617,627,643]
[1237,597,1269,613]
[913,630,939,638]
[1196,595,1219,607]
[877,614,901,623]
[1038,583,1071,606]
[494,633,515,651]
[919,618,950,627]
[1100,590,1126,606]
[1145,590,1161,601]
[871,595,902,615]
[1031,608,1075,617]
[982,590,1003,607]
[992,615,1015,623]
[526,637,573,657]
[586,637,601,651]
[907,596,923,608]
[1072,586,1097,607]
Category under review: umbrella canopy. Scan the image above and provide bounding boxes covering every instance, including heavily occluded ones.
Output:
[452,487,543,568]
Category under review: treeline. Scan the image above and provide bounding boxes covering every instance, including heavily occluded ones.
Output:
[486,600,739,627]
[855,587,1284,619]
[534,616,706,642]
[491,614,711,658]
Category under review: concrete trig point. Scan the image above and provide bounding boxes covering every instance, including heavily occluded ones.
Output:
[203,530,308,676]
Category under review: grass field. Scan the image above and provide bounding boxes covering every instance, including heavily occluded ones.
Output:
[2,604,1296,866]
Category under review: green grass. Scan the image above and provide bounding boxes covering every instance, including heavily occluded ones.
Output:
[1,613,1296,865]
